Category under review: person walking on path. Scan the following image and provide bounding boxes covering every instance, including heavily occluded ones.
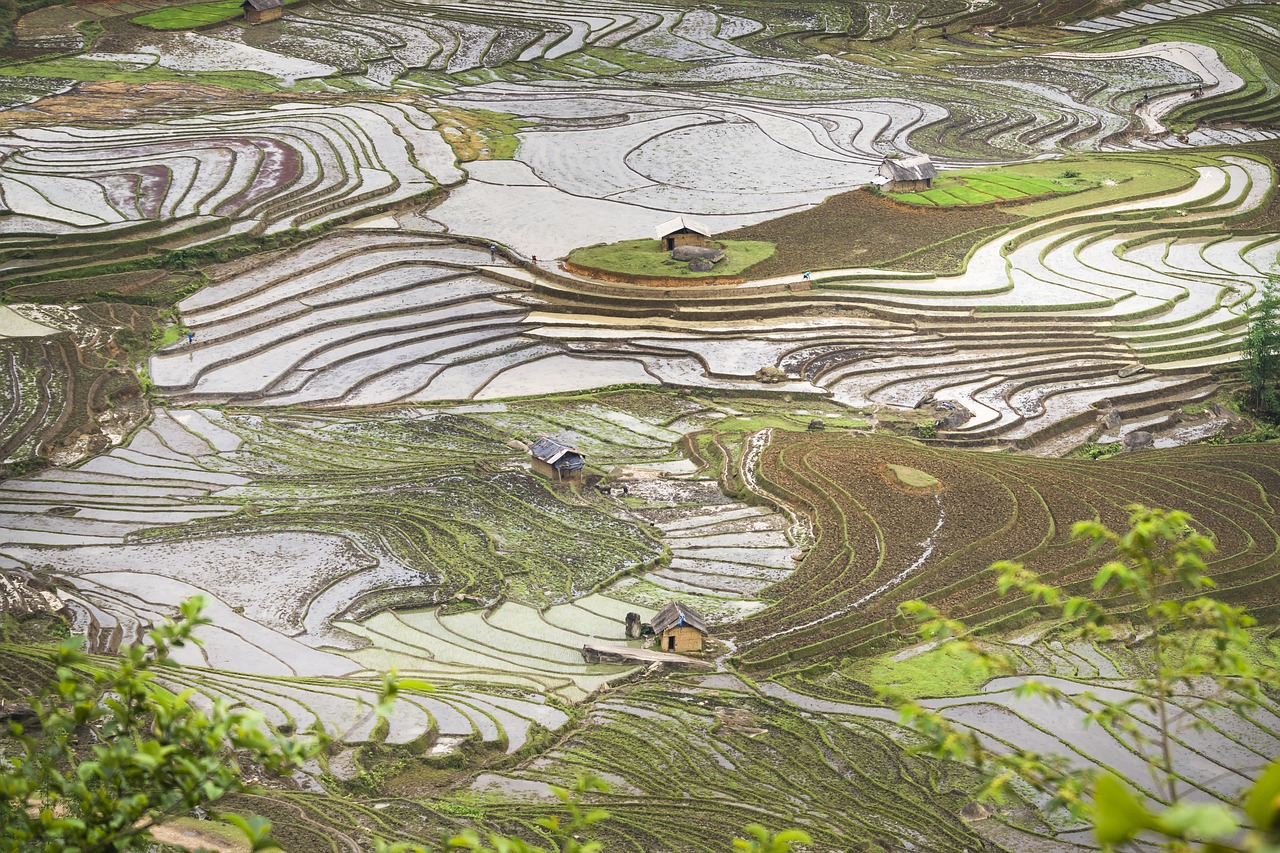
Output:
[186,331,195,345]
[489,243,497,261]
[802,271,811,282]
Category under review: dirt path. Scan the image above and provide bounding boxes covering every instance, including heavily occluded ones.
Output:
[148,822,249,853]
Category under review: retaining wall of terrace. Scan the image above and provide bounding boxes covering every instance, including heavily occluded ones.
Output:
[561,260,749,288]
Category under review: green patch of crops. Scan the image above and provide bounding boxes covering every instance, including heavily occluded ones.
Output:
[963,179,1030,199]
[944,185,1001,204]
[132,0,250,29]
[840,642,989,699]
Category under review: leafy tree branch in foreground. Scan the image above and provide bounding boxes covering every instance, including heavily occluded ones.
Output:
[893,505,1280,852]
[0,597,321,853]
[0,597,812,853]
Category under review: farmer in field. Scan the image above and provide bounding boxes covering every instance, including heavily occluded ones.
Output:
[489,243,497,261]
[803,271,811,282]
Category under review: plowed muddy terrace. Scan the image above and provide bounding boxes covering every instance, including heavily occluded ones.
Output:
[2,0,1280,848]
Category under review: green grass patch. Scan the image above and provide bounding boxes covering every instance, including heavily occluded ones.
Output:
[844,642,989,699]
[429,106,532,162]
[567,239,775,279]
[885,157,1196,213]
[885,464,939,489]
[130,0,266,29]
[888,166,1083,207]
[963,178,1030,200]
[0,57,277,91]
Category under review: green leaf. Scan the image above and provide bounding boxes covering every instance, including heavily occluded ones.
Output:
[223,812,276,849]
[1092,774,1152,846]
[1245,759,1280,830]
[1156,802,1238,841]
[394,678,435,692]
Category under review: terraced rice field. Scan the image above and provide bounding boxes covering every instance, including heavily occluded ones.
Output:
[5,0,1280,847]
[0,302,159,471]
[0,393,802,756]
[733,431,1280,669]
[152,149,1278,453]
[0,102,459,282]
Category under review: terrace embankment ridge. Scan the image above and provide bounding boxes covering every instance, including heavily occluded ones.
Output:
[561,260,749,288]
[582,643,714,670]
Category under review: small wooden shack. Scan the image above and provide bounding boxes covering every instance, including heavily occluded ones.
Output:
[655,216,712,252]
[650,601,707,653]
[875,154,938,193]
[242,0,283,24]
[528,437,586,482]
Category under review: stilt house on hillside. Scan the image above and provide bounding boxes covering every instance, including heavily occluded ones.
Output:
[650,601,708,653]
[655,216,712,251]
[528,437,586,482]
[242,0,283,23]
[874,154,937,193]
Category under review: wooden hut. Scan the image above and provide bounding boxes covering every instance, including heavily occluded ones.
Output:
[874,154,938,193]
[654,216,712,252]
[650,601,707,653]
[529,437,586,482]
[242,0,283,24]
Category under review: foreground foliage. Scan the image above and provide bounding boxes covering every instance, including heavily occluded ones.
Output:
[0,598,318,852]
[894,506,1280,851]
[1243,280,1280,417]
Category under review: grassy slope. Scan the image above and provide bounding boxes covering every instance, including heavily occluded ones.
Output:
[567,239,776,278]
[724,153,1199,277]
[131,0,242,29]
[842,642,987,698]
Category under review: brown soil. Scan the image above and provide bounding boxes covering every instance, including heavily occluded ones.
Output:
[721,188,1020,278]
[4,270,183,303]
[0,81,285,130]
[0,303,156,473]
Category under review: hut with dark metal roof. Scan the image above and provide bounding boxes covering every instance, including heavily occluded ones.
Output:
[874,154,938,193]
[242,0,283,24]
[528,437,586,482]
[649,600,708,653]
[655,216,712,252]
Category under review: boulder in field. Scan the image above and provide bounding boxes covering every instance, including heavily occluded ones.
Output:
[1122,430,1154,451]
[688,258,715,272]
[671,245,726,262]
[755,366,787,383]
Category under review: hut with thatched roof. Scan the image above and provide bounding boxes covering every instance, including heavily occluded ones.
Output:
[528,437,586,482]
[650,601,708,653]
[874,154,938,193]
[655,216,712,252]
[242,0,283,24]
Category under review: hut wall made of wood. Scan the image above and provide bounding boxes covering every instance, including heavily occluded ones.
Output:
[246,6,282,22]
[531,458,561,481]
[663,231,708,251]
[891,178,932,193]
[660,625,705,653]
